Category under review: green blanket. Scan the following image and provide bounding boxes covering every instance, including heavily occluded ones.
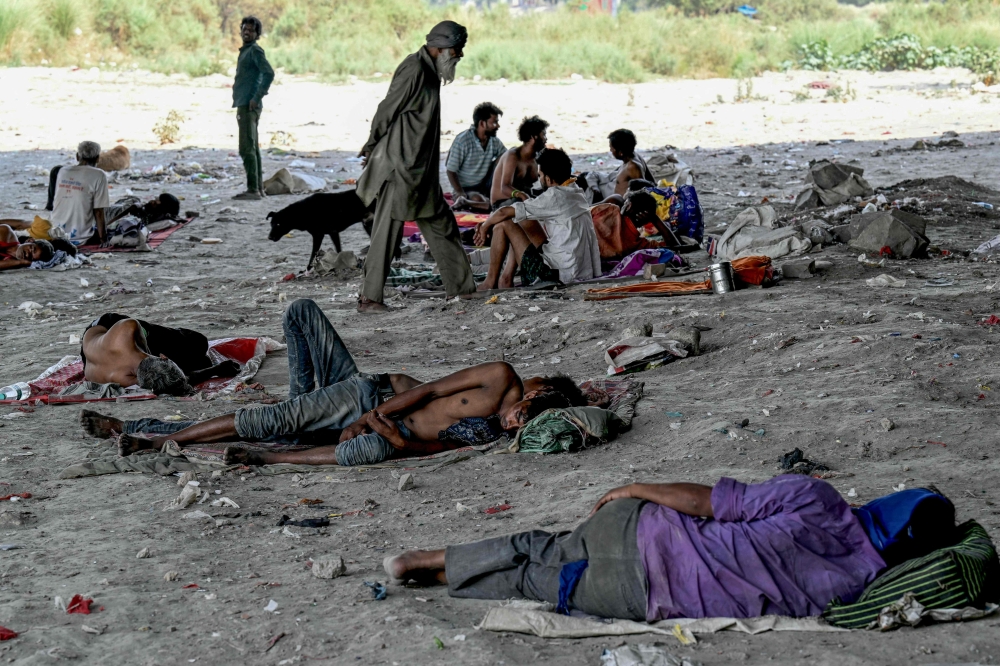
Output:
[513,406,623,454]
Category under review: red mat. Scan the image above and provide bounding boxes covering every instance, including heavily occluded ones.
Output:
[77,217,194,254]
[403,211,485,238]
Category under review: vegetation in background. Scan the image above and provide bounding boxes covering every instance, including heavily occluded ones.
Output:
[0,0,997,82]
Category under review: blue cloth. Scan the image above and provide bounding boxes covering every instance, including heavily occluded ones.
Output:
[438,415,504,447]
[335,420,411,466]
[852,488,955,566]
[557,560,589,615]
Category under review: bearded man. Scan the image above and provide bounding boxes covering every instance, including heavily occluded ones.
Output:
[355,20,476,312]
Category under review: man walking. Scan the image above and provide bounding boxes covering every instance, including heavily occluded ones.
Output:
[356,20,476,312]
[232,16,275,201]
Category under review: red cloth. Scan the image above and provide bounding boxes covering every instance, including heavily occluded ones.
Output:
[0,240,18,261]
[590,203,662,259]
[0,626,17,641]
[66,594,93,614]
[0,493,30,501]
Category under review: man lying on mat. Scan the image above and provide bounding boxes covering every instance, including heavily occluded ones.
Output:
[80,298,583,466]
[0,224,78,271]
[383,475,888,621]
[81,314,241,395]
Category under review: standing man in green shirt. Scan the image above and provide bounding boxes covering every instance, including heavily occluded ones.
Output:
[355,20,476,312]
[232,16,275,201]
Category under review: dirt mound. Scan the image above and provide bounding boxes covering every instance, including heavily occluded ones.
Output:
[884,176,998,198]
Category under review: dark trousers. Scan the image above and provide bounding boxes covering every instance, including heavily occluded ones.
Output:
[445,498,648,620]
[237,106,262,192]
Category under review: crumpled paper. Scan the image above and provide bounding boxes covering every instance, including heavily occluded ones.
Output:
[872,592,1000,631]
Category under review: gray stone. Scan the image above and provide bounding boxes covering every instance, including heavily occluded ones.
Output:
[780,259,816,279]
[312,555,347,579]
[398,473,415,492]
[829,224,852,244]
[881,418,895,432]
[0,511,29,527]
[663,327,700,356]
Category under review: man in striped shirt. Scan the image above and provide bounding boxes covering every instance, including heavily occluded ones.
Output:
[447,102,505,212]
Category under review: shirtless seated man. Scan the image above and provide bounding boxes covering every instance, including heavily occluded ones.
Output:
[81,299,581,466]
[487,115,548,212]
[608,129,655,197]
[80,314,241,395]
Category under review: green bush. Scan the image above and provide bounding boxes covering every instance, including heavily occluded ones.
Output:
[0,0,32,51]
[47,0,80,40]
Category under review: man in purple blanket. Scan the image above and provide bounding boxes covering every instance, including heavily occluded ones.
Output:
[383,475,887,620]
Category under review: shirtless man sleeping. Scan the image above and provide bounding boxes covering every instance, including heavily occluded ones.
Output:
[80,314,241,395]
[80,299,582,466]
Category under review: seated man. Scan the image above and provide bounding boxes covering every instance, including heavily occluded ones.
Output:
[489,115,548,211]
[591,191,683,259]
[0,225,76,271]
[385,475,887,620]
[474,149,601,290]
[448,102,506,212]
[49,141,111,244]
[81,299,577,466]
[609,129,655,197]
[80,314,240,394]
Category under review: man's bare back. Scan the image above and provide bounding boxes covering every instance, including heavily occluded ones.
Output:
[81,320,148,386]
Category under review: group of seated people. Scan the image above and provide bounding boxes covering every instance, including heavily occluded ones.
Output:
[446,103,684,289]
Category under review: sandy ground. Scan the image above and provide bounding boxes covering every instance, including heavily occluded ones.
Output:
[1,67,1000,664]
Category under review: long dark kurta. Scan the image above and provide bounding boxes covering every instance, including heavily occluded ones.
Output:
[357,46,474,302]
[356,46,446,220]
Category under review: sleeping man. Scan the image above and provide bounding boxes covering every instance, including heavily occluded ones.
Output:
[384,475,890,621]
[80,299,581,466]
[81,314,241,395]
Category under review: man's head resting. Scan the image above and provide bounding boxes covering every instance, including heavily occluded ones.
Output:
[500,391,572,432]
[77,141,100,167]
[536,148,573,188]
[137,356,192,396]
[523,374,587,406]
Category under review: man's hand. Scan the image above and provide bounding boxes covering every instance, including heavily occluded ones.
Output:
[473,221,492,247]
[249,99,260,112]
[367,412,407,450]
[339,419,369,443]
[589,483,635,516]
[512,190,529,202]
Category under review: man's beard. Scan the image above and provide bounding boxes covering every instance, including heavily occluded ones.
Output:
[435,50,459,85]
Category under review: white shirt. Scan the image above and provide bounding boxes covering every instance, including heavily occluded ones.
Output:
[50,165,110,239]
[513,185,602,283]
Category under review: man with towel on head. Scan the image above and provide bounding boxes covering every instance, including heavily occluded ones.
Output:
[355,20,476,313]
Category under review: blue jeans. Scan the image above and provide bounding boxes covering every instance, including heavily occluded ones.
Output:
[124,298,405,465]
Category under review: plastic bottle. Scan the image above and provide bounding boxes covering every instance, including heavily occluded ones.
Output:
[0,383,31,401]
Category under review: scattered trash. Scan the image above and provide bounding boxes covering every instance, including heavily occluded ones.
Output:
[81,625,105,636]
[165,484,200,511]
[849,210,928,259]
[264,599,279,613]
[0,545,21,551]
[847,488,857,498]
[398,473,415,492]
[277,515,329,528]
[881,418,895,432]
[264,632,286,653]
[606,337,687,375]
[0,627,16,641]
[485,504,512,515]
[601,644,697,666]
[664,411,683,418]
[795,160,873,211]
[136,547,151,559]
[182,510,213,520]
[456,502,474,513]
[364,581,387,601]
[979,315,1000,326]
[866,274,906,289]
[66,594,94,615]
[778,448,829,475]
[0,493,30,502]
[281,526,301,539]
[210,497,239,508]
[873,592,999,631]
[312,555,347,579]
[164,571,179,581]
[973,202,995,210]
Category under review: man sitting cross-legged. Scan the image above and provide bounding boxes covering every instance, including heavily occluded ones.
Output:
[81,298,577,466]
[384,475,887,620]
[474,148,601,290]
[609,128,655,197]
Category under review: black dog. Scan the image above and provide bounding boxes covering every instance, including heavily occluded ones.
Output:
[266,190,375,271]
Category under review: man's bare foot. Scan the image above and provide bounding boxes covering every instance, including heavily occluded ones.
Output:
[80,409,124,438]
[118,432,155,457]
[476,280,496,292]
[383,550,447,585]
[223,446,266,465]
[357,297,389,313]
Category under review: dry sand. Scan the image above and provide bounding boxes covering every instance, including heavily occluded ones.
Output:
[0,67,1000,664]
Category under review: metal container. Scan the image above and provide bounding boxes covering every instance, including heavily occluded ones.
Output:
[708,261,735,295]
